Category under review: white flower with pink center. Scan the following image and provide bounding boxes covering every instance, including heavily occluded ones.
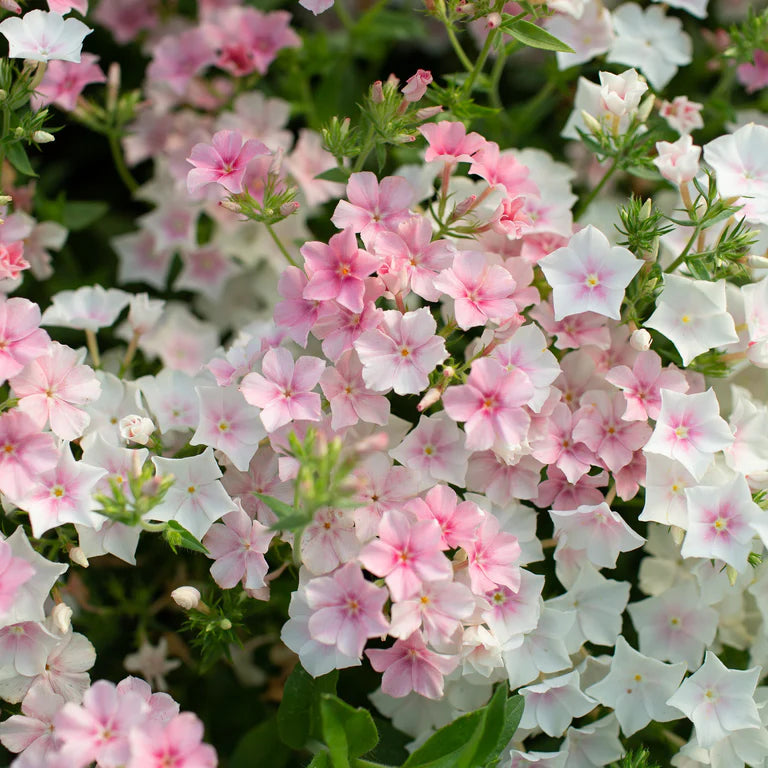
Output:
[0,10,91,63]
[538,226,642,321]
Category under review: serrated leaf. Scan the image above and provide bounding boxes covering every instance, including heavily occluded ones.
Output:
[502,20,574,53]
[320,695,379,759]
[314,166,350,183]
[164,520,209,555]
[5,141,37,177]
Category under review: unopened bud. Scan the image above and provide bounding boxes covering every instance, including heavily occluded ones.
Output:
[452,194,477,219]
[486,11,501,28]
[280,201,300,217]
[395,134,416,144]
[171,586,201,610]
[219,618,232,630]
[415,105,443,121]
[32,131,55,144]
[371,80,384,103]
[639,199,653,220]
[630,328,652,351]
[0,195,11,206]
[670,525,685,547]
[69,546,89,568]
[52,603,73,634]
[219,200,242,213]
[727,564,739,587]
[106,62,121,112]
[581,111,602,135]
[748,254,768,269]
[417,387,442,412]
[442,365,456,379]
[0,90,6,101]
[119,414,155,445]
[637,94,656,123]
[0,0,21,13]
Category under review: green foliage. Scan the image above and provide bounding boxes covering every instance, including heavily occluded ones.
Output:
[500,19,574,53]
[725,7,768,64]
[611,748,661,768]
[277,665,339,750]
[230,717,290,768]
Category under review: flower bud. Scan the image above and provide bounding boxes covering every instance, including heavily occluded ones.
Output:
[69,546,89,568]
[486,11,501,28]
[0,0,20,13]
[371,80,384,103]
[171,586,201,610]
[401,69,432,103]
[52,603,73,634]
[128,293,165,336]
[119,414,156,445]
[32,131,55,144]
[630,328,652,351]
[637,94,655,123]
[748,254,768,269]
[639,198,653,220]
[580,110,603,135]
[415,105,443,121]
[280,201,300,217]
[219,200,242,213]
[417,387,442,412]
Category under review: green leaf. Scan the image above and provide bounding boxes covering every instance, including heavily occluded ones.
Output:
[5,141,37,177]
[269,512,311,532]
[685,259,711,281]
[277,665,338,750]
[492,695,524,760]
[321,695,379,759]
[401,710,484,768]
[502,20,574,53]
[315,166,351,183]
[308,751,332,768]
[230,717,290,768]
[458,684,507,768]
[61,201,110,231]
[163,520,209,555]
[320,698,350,768]
[254,492,299,520]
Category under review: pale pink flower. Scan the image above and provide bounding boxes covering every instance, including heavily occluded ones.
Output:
[599,69,648,118]
[128,712,217,768]
[187,130,269,195]
[301,507,360,575]
[0,10,91,63]
[404,485,483,550]
[119,414,155,445]
[530,300,611,351]
[331,172,415,245]
[737,50,768,94]
[304,562,389,659]
[0,296,50,384]
[203,505,275,590]
[359,509,451,601]
[240,346,324,433]
[146,28,217,95]
[442,358,533,451]
[0,538,34,619]
[418,121,486,165]
[463,514,521,594]
[11,341,101,441]
[433,251,518,329]
[538,226,643,321]
[402,69,432,102]
[47,0,87,13]
[31,53,105,111]
[41,284,130,332]
[274,266,320,347]
[469,141,537,197]
[354,308,447,396]
[659,96,704,135]
[173,247,239,301]
[531,401,594,484]
[123,638,180,692]
[0,240,28,280]
[0,410,58,501]
[301,228,380,313]
[284,128,345,207]
[654,135,701,185]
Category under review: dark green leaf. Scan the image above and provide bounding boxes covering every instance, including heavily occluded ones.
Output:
[502,20,575,53]
[459,684,507,768]
[492,696,524,762]
[320,698,350,768]
[685,259,711,281]
[401,710,484,768]
[5,141,36,177]
[308,751,332,768]
[269,512,311,532]
[230,717,290,768]
[321,695,379,758]
[164,520,208,555]
[277,665,338,750]
[314,166,351,183]
[61,201,110,231]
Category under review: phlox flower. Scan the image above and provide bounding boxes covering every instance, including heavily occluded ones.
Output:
[305,562,389,659]
[598,69,648,119]
[128,712,217,768]
[463,513,521,595]
[654,135,701,185]
[659,96,704,135]
[146,28,217,95]
[666,652,762,749]
[0,10,92,63]
[300,228,380,314]
[442,358,533,452]
[354,308,447,396]
[519,670,597,737]
[418,121,486,166]
[186,130,269,196]
[123,638,180,693]
[274,266,320,347]
[331,172,415,245]
[300,507,359,576]
[433,250,518,330]
[561,714,624,767]
[0,538,34,620]
[737,50,768,95]
[358,509,452,601]
[538,225,642,321]
[652,0,708,18]
[0,410,58,502]
[31,53,105,111]
[638,454,697,528]
[483,570,544,645]
[404,485,483,550]
[0,240,28,281]
[547,2,613,70]
[366,632,458,700]
[203,505,275,591]
[41,284,130,332]
[0,296,49,384]
[299,0,334,15]
[11,341,101,441]
[643,388,733,480]
[240,346,325,433]
[645,274,738,366]
[531,402,593,484]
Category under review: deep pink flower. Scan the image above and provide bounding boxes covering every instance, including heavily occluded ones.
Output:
[187,130,269,195]
[31,52,105,112]
[463,514,521,594]
[418,121,486,165]
[128,712,217,768]
[0,240,28,280]
[531,401,594,484]
[402,69,432,102]
[404,484,483,550]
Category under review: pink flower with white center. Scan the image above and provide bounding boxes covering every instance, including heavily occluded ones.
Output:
[644,388,733,480]
[404,485,483,550]
[531,402,593,484]
[301,228,379,314]
[274,266,320,347]
[389,413,470,489]
[0,410,58,502]
[537,465,607,511]
[0,680,65,764]
[11,341,101,441]
[366,632,458,699]
[659,96,704,135]
[31,53,105,112]
[319,350,390,430]
[21,447,106,538]
[0,10,91,63]
[463,513,521,595]
[0,538,34,620]
[353,308,447,396]
[305,562,389,659]
[203,505,275,590]
[551,503,645,570]
[654,135,701,185]
[418,121,487,166]
[54,679,148,768]
[128,711,217,768]
[0,296,49,384]
[369,215,455,302]
[186,130,268,196]
[389,579,474,649]
[605,350,688,422]
[442,358,533,452]
[738,50,768,94]
[539,226,642,321]
[240,346,324,433]
[666,652,761,749]
[301,507,360,575]
[469,141,537,197]
[681,474,761,571]
[190,386,266,471]
[359,509,451,601]
[401,69,432,102]
[433,250,518,330]
[331,172,415,245]
[572,389,651,473]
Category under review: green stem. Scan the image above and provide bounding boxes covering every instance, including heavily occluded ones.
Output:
[463,13,501,95]
[574,159,620,220]
[85,329,101,368]
[442,16,474,73]
[107,130,139,195]
[139,520,168,533]
[264,222,298,267]
[353,124,376,172]
[488,45,510,109]
[665,225,702,273]
[334,0,355,31]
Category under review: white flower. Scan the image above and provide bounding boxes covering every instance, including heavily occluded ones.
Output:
[171,586,201,610]
[119,414,155,446]
[654,135,701,185]
[0,10,91,63]
[599,69,648,118]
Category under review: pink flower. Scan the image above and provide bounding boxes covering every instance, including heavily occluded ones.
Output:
[0,240,28,280]
[737,50,768,95]
[433,251,518,329]
[301,228,380,313]
[203,506,275,590]
[0,538,34,619]
[0,410,59,501]
[240,346,325,432]
[187,130,269,195]
[404,484,483,549]
[401,69,432,102]
[47,0,87,13]
[418,121,486,165]
[300,507,359,575]
[531,401,594,484]
[31,53,105,111]
[653,135,701,185]
[11,341,101,441]
[366,632,458,699]
[469,141,537,197]
[359,509,452,601]
[331,172,415,245]
[463,514,521,594]
[128,712,217,768]
[354,308,447,396]
[147,28,217,95]
[304,562,389,659]
[0,296,50,384]
[274,266,320,347]
[659,95,704,135]
[442,358,533,451]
